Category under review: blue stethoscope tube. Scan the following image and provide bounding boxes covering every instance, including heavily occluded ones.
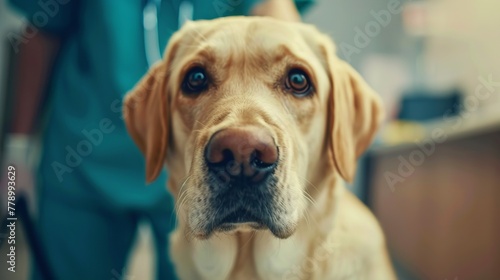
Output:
[143,0,193,67]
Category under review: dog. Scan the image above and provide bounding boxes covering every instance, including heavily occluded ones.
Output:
[124,16,396,280]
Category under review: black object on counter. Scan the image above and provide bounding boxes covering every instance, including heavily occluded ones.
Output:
[398,88,462,121]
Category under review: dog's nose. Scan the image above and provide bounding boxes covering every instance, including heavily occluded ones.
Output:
[205,127,278,182]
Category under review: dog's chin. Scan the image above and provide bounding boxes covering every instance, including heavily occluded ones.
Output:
[215,223,295,239]
[192,208,297,240]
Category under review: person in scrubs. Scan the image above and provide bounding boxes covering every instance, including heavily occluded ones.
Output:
[5,0,313,279]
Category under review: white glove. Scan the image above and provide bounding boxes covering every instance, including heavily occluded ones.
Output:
[1,134,37,216]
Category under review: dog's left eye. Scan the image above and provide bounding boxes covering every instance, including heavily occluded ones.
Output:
[182,67,209,94]
[285,69,312,97]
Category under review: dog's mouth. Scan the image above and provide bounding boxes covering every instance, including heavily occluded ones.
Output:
[215,208,267,232]
[191,186,298,239]
[191,141,297,239]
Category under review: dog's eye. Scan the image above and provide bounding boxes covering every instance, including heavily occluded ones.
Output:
[182,67,208,94]
[285,69,312,97]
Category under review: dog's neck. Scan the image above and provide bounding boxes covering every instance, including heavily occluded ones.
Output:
[168,169,344,280]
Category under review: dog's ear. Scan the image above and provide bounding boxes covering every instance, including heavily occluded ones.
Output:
[322,38,384,183]
[123,62,170,183]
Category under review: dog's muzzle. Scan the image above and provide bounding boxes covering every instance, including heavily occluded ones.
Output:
[202,126,281,234]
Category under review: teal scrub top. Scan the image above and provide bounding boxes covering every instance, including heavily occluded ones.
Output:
[9,0,313,209]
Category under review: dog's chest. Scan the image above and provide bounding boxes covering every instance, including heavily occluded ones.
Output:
[192,231,308,280]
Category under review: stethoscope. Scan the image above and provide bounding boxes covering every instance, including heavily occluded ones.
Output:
[143,0,193,67]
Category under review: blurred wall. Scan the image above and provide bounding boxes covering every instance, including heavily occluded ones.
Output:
[304,0,408,69]
[422,0,500,108]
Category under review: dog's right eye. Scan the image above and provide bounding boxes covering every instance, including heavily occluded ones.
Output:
[182,67,209,94]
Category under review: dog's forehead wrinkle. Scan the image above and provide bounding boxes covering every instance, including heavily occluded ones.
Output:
[177,17,326,67]
[193,27,308,69]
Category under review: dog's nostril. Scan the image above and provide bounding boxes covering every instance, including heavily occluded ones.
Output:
[206,147,233,165]
[222,149,234,163]
[251,151,276,170]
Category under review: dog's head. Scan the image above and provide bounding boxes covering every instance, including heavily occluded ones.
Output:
[124,17,383,239]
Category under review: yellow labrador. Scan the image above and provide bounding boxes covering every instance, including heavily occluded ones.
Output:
[124,16,395,280]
